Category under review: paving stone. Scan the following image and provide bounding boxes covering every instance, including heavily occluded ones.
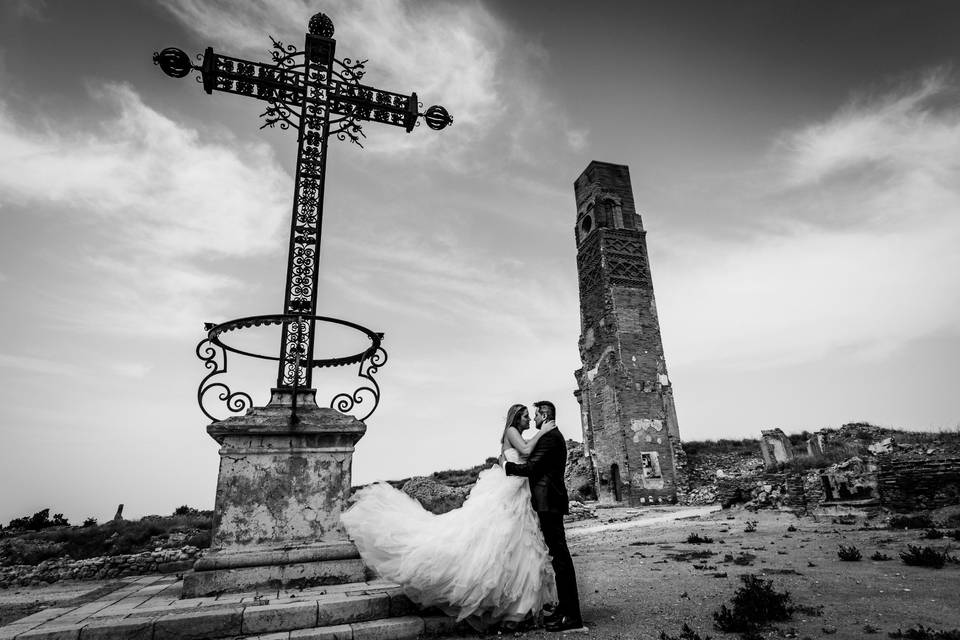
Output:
[306,583,364,595]
[242,601,317,634]
[152,606,243,640]
[132,598,179,610]
[245,633,290,640]
[77,617,154,640]
[0,623,41,640]
[213,593,247,604]
[350,617,423,640]
[15,623,85,640]
[289,624,353,640]
[50,602,114,624]
[133,584,170,596]
[158,599,205,609]
[87,598,153,619]
[316,594,388,627]
[9,607,72,626]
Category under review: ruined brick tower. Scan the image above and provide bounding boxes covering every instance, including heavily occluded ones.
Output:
[573,161,681,505]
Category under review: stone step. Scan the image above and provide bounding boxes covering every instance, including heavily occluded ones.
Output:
[235,615,462,640]
[0,582,463,640]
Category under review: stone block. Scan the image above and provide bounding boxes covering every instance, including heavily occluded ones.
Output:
[422,615,459,636]
[290,624,353,640]
[78,617,154,640]
[245,633,291,640]
[158,560,194,574]
[206,390,364,552]
[182,558,366,597]
[15,624,85,640]
[243,601,318,634]
[316,594,389,627]
[351,617,423,640]
[152,606,242,640]
[386,592,416,617]
[282,560,367,590]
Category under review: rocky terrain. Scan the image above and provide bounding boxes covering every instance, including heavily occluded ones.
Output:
[389,424,960,518]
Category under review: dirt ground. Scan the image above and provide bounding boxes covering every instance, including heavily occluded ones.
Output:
[2,506,958,639]
[538,506,960,640]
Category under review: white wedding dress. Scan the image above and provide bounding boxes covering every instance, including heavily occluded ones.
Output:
[340,448,557,628]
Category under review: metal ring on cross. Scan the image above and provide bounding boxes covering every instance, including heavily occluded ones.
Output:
[206,314,382,368]
[195,314,387,423]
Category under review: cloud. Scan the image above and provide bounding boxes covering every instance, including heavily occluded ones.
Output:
[0,353,82,377]
[0,84,287,258]
[0,352,152,380]
[4,0,47,21]
[159,0,588,166]
[0,83,289,337]
[656,69,960,370]
[327,228,575,342]
[782,69,959,191]
[107,361,152,379]
[160,0,505,152]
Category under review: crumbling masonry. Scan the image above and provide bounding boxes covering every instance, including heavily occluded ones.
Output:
[573,161,682,505]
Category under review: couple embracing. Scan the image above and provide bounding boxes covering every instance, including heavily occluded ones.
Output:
[342,401,585,632]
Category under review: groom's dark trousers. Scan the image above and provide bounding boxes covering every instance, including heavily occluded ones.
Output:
[505,428,582,623]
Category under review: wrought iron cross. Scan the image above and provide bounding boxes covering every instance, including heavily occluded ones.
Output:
[154,12,451,421]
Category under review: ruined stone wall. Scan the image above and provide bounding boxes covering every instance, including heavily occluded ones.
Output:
[877,456,960,512]
[0,546,203,588]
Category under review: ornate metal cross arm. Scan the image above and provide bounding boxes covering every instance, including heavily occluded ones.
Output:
[154,12,452,423]
[153,38,453,137]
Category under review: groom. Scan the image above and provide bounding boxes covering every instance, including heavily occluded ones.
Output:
[505,400,584,632]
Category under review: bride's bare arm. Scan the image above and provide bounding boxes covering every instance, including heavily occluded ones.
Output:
[504,424,556,457]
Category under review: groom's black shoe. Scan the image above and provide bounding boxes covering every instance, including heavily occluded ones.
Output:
[542,605,562,623]
[545,615,584,632]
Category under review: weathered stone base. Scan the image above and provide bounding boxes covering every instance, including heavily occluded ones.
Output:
[183,542,366,597]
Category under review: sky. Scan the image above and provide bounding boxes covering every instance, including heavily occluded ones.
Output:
[1,0,959,524]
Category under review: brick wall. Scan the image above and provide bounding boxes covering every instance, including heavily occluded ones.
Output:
[877,456,960,512]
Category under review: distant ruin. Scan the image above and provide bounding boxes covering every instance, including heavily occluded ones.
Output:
[688,423,960,515]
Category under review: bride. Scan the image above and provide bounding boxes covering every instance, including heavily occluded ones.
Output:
[340,404,558,629]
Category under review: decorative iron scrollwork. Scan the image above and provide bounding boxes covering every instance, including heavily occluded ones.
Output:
[195,338,253,422]
[331,343,388,422]
[196,314,386,422]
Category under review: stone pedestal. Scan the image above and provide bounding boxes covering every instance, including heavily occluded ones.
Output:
[183,388,367,597]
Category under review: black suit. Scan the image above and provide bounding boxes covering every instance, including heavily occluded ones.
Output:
[505,427,582,623]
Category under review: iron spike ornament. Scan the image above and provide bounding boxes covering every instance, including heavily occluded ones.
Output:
[154,12,450,423]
